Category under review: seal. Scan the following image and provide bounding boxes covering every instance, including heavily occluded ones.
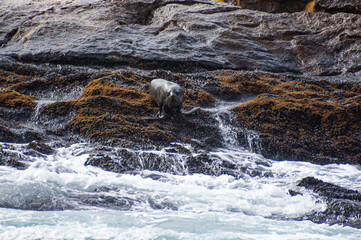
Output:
[147,79,199,119]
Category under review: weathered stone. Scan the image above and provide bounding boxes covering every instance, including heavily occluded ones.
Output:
[222,0,311,13]
[228,71,361,164]
[0,145,28,170]
[1,63,360,165]
[316,0,361,14]
[27,140,55,154]
[1,0,360,75]
[298,177,361,201]
[297,177,361,229]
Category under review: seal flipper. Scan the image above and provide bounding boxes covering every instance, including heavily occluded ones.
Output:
[181,107,200,115]
[159,103,167,118]
[145,104,167,120]
[144,115,166,120]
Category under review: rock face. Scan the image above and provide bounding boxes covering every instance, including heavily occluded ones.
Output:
[297,177,361,228]
[1,64,360,165]
[229,72,361,164]
[316,0,361,14]
[1,0,360,75]
[0,0,360,228]
[223,0,311,13]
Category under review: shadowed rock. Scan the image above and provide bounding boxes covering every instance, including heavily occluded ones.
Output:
[297,177,361,229]
[298,177,361,201]
[315,0,361,14]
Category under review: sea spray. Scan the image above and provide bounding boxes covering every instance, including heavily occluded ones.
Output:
[1,138,361,239]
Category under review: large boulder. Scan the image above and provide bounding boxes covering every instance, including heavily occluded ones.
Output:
[297,177,361,229]
[229,71,361,165]
[0,0,360,75]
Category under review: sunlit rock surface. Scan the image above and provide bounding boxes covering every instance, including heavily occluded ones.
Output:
[1,0,360,75]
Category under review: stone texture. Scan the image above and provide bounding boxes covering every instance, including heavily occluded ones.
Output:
[222,0,311,13]
[316,0,361,14]
[297,177,361,229]
[2,63,359,165]
[229,71,361,164]
[0,0,360,227]
[0,0,360,75]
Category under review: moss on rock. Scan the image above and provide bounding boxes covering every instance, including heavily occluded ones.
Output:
[0,90,36,109]
[224,72,361,164]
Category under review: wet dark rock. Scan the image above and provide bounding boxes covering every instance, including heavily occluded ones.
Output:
[0,126,24,143]
[85,155,141,173]
[297,177,361,229]
[298,176,361,201]
[185,152,271,178]
[148,197,179,211]
[0,147,28,170]
[316,0,361,14]
[1,0,360,75]
[308,199,361,229]
[85,149,187,174]
[93,186,120,193]
[27,140,55,154]
[230,72,361,165]
[227,0,311,13]
[0,124,42,143]
[77,194,133,211]
[186,153,215,175]
[288,189,303,197]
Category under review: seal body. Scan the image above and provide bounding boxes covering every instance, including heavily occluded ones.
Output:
[149,79,183,118]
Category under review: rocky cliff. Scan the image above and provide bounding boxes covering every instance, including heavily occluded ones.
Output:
[0,0,360,228]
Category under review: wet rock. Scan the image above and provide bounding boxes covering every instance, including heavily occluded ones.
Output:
[85,155,141,173]
[288,189,303,197]
[0,126,40,144]
[27,140,55,154]
[85,148,190,174]
[298,176,361,201]
[148,197,179,211]
[185,152,270,178]
[309,199,361,229]
[77,194,133,211]
[229,71,361,165]
[297,177,361,229]
[315,0,361,14]
[223,0,311,13]
[0,145,28,170]
[1,0,360,75]
[0,126,24,143]
[186,153,215,175]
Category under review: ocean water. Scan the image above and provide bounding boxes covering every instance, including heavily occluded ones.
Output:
[1,99,361,239]
[1,141,361,240]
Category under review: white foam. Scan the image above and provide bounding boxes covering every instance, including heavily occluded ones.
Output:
[0,140,360,238]
[0,209,360,240]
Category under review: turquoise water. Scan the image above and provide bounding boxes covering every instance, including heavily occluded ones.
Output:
[0,142,360,239]
[1,208,360,239]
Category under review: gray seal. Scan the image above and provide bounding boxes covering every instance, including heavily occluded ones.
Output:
[148,79,199,119]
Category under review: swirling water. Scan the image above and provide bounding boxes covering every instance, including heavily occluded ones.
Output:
[1,102,361,239]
